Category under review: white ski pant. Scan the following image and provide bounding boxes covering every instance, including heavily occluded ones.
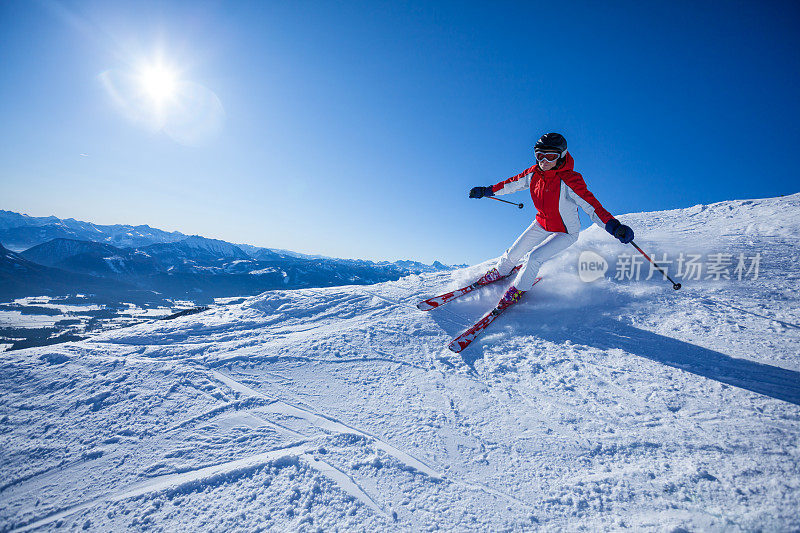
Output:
[495,221,578,291]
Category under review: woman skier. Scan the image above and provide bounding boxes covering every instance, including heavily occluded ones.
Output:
[468,132,635,309]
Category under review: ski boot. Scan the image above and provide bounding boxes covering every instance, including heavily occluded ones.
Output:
[493,285,525,315]
[473,267,503,287]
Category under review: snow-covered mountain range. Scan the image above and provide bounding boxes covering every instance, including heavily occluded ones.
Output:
[1,193,798,531]
[0,211,458,302]
[0,210,454,273]
[0,211,186,251]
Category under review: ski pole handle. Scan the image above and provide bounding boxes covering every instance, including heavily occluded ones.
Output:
[629,241,682,290]
[489,197,524,209]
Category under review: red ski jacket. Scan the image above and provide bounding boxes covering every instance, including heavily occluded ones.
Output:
[491,152,614,234]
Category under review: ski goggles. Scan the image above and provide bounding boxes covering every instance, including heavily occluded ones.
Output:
[535,151,562,162]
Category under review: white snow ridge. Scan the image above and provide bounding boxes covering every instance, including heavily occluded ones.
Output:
[1,194,799,531]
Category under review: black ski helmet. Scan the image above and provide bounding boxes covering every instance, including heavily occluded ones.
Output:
[534,132,567,155]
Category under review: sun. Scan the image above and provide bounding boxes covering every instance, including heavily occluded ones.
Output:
[100,52,224,143]
[138,62,178,105]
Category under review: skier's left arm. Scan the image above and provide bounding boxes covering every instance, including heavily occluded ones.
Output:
[562,173,634,243]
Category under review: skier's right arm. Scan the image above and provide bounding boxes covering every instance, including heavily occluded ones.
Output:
[490,164,537,196]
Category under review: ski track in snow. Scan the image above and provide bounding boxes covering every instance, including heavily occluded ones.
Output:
[208,369,444,481]
[10,443,317,532]
[1,194,800,531]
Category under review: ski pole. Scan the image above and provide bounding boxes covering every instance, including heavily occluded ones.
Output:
[489,197,524,209]
[629,241,682,290]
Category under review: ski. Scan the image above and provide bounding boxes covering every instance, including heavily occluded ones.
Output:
[447,277,542,353]
[417,265,522,311]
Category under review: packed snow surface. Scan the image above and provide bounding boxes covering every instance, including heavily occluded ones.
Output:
[1,194,799,531]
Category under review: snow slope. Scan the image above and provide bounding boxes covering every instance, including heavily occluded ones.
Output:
[1,194,799,531]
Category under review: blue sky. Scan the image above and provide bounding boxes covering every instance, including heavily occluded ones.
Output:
[1,1,798,264]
